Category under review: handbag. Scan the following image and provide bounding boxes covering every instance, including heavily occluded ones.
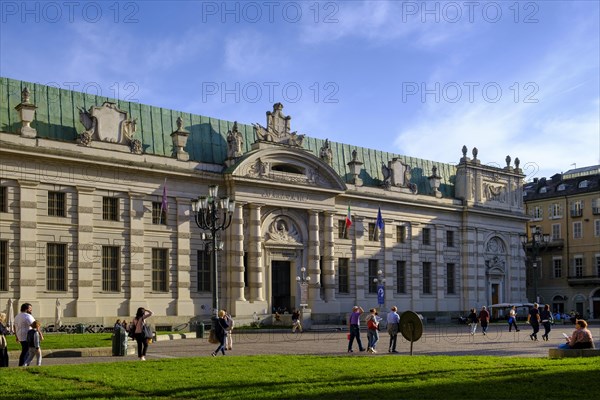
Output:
[142,324,152,340]
[208,328,219,344]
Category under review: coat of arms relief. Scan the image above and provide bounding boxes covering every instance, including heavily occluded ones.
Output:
[78,102,142,154]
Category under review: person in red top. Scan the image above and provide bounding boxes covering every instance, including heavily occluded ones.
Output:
[478,306,490,335]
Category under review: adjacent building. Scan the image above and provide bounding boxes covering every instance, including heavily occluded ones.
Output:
[522,165,600,319]
[0,77,529,326]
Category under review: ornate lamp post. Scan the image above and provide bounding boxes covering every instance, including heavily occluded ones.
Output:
[373,269,386,309]
[520,227,550,303]
[192,185,235,322]
[296,266,311,310]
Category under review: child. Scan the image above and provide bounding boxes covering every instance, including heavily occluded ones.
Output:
[24,320,43,367]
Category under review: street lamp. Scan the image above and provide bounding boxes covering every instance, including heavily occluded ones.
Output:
[520,227,550,303]
[192,184,235,321]
[296,267,310,309]
[373,270,386,309]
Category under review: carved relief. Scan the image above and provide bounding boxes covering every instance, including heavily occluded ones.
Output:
[484,182,507,203]
[253,103,305,146]
[484,237,506,272]
[78,102,140,153]
[381,158,418,193]
[266,217,301,244]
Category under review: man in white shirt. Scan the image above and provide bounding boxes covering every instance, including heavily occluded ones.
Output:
[13,303,35,366]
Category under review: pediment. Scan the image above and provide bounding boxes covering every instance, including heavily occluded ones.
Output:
[227,147,346,191]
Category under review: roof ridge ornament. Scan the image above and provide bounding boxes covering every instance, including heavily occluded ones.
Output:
[253,103,305,147]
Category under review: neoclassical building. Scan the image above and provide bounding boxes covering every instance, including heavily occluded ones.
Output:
[0,78,529,326]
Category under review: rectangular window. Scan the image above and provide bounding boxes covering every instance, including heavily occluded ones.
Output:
[102,246,119,292]
[197,250,211,292]
[552,224,561,240]
[596,256,600,277]
[573,222,582,239]
[368,259,378,293]
[533,206,542,219]
[152,201,167,225]
[553,258,562,278]
[368,223,379,241]
[550,203,562,218]
[574,257,583,278]
[48,191,65,217]
[593,198,600,215]
[594,220,600,237]
[396,261,406,294]
[422,262,431,294]
[338,258,349,293]
[102,197,119,221]
[0,241,7,291]
[422,228,431,245]
[0,186,7,213]
[152,248,168,292]
[46,243,66,292]
[570,201,583,217]
[338,219,349,239]
[446,263,455,294]
[396,225,406,243]
[446,231,455,247]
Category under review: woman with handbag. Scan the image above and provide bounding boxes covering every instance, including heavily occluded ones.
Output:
[0,313,10,367]
[133,307,153,361]
[211,310,229,357]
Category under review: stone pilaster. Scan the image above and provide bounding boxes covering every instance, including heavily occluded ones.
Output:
[17,180,40,310]
[229,202,246,303]
[75,185,97,316]
[410,223,422,310]
[307,210,323,306]
[435,225,445,310]
[128,192,147,314]
[322,211,336,302]
[248,204,264,302]
[382,217,393,309]
[175,197,193,316]
[354,216,366,302]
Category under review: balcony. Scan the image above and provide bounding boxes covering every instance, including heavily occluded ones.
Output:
[570,209,582,217]
[593,207,600,215]
[567,275,600,286]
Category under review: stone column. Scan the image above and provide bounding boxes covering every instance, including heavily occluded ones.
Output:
[248,204,264,302]
[175,197,194,316]
[307,210,322,305]
[75,185,97,316]
[17,180,40,310]
[410,223,422,310]
[435,225,445,311]
[128,193,147,314]
[322,211,336,302]
[229,202,246,303]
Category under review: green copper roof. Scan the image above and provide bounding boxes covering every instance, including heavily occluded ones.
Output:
[1,77,455,196]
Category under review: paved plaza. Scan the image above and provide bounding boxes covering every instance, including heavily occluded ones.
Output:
[8,322,598,367]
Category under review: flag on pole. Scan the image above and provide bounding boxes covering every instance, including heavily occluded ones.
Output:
[160,178,168,223]
[345,205,352,229]
[376,206,384,231]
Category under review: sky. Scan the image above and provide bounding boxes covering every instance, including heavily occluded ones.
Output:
[1,0,599,181]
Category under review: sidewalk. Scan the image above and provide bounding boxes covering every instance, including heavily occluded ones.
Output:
[9,322,597,367]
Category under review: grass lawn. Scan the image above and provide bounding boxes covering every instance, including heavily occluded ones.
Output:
[3,333,113,351]
[0,355,597,399]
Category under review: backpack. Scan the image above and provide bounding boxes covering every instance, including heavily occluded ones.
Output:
[367,317,378,330]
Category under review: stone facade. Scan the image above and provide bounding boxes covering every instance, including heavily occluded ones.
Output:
[0,78,529,326]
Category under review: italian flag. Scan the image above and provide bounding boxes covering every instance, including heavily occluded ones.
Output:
[345,205,352,229]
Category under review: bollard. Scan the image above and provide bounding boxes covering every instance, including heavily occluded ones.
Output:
[196,322,205,338]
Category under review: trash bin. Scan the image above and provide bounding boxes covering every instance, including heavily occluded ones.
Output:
[196,322,205,338]
[76,323,86,334]
[112,326,127,356]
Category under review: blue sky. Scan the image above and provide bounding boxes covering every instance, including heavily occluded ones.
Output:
[1,0,599,180]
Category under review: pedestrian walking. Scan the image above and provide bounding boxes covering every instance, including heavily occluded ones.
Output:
[347,306,365,353]
[508,306,520,332]
[0,313,10,367]
[24,320,43,366]
[527,303,541,341]
[479,306,490,335]
[132,307,153,360]
[387,306,400,353]
[211,310,229,356]
[291,309,303,333]
[224,310,235,350]
[468,308,478,335]
[365,309,380,353]
[540,304,553,341]
[13,303,35,366]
